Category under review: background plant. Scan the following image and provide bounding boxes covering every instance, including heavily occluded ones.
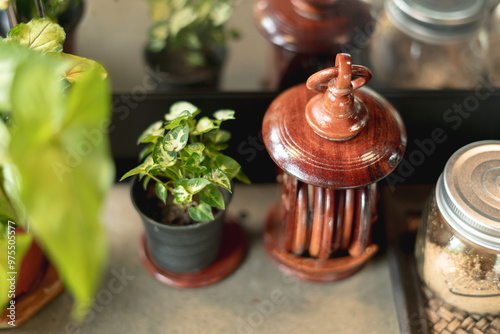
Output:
[146,0,239,67]
[0,0,82,22]
[121,101,249,223]
[0,18,113,320]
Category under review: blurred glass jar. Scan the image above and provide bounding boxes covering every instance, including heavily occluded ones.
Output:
[370,0,488,89]
[415,141,500,315]
[487,3,500,86]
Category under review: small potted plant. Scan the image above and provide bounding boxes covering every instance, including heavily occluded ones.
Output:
[144,0,239,89]
[121,101,249,274]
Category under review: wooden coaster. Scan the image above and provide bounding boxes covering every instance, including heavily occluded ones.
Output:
[138,219,246,288]
[0,263,64,328]
[264,205,377,282]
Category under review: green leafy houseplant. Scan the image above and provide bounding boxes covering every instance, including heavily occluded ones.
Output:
[0,18,113,320]
[144,0,239,86]
[122,101,248,273]
[121,101,249,225]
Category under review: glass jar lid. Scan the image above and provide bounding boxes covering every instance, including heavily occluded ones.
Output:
[386,0,487,44]
[436,140,500,250]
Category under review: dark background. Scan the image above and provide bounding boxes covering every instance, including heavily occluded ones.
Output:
[110,89,500,185]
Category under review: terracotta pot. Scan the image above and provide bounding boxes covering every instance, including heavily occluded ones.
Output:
[14,228,46,297]
[130,178,230,273]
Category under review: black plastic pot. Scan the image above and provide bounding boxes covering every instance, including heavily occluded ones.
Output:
[131,178,230,273]
[144,45,226,91]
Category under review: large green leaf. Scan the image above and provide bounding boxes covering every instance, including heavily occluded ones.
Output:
[120,161,149,181]
[185,153,206,174]
[199,184,225,210]
[0,121,25,224]
[207,168,231,192]
[0,165,24,225]
[209,2,233,26]
[149,0,171,22]
[155,182,167,204]
[164,110,191,130]
[147,22,168,52]
[138,143,154,162]
[50,53,108,83]
[178,178,210,194]
[235,169,251,184]
[173,185,192,204]
[0,43,67,113]
[206,129,230,144]
[165,101,198,121]
[169,7,197,37]
[9,54,113,319]
[163,124,189,152]
[192,117,217,135]
[188,201,214,222]
[5,18,65,53]
[137,120,164,144]
[216,155,241,179]
[153,140,176,166]
[213,109,235,121]
[184,143,205,155]
[0,120,9,164]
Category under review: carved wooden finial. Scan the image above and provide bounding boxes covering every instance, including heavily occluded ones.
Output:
[305,53,372,140]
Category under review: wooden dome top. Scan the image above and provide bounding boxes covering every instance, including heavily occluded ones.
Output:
[262,54,407,189]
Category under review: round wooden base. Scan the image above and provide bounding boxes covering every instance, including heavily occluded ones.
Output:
[0,262,64,328]
[138,219,246,288]
[264,205,378,282]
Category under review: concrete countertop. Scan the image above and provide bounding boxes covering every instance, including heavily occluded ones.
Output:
[11,184,400,334]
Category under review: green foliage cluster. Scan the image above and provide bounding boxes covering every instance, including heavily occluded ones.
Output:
[147,0,239,66]
[0,18,113,319]
[121,101,249,222]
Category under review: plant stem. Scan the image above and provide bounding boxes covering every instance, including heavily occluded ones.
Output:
[146,173,164,186]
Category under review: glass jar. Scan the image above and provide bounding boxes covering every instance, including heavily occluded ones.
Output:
[487,3,500,86]
[415,141,500,315]
[369,0,488,89]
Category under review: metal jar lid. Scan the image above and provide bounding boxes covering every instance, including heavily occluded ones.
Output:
[386,0,487,44]
[436,140,500,251]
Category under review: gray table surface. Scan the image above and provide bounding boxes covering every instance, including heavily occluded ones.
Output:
[11,183,400,334]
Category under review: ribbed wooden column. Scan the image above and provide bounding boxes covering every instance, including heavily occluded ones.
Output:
[281,173,377,260]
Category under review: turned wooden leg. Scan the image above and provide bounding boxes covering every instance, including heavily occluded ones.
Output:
[349,186,371,257]
[318,188,335,260]
[331,189,344,252]
[284,176,298,252]
[308,187,325,257]
[292,182,308,255]
[341,188,355,250]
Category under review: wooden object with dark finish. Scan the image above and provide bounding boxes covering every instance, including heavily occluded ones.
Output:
[262,54,406,282]
[254,0,373,90]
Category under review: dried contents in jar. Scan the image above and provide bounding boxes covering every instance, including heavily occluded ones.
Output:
[419,204,500,314]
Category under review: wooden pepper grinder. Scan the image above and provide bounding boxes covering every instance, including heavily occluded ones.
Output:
[262,53,406,281]
[254,0,373,90]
